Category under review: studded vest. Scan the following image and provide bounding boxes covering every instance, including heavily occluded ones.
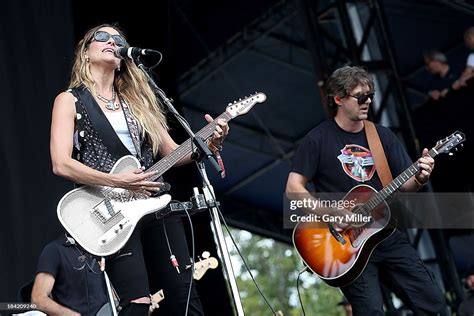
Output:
[69,86,155,173]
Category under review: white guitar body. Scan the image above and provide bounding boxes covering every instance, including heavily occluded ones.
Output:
[57,155,171,256]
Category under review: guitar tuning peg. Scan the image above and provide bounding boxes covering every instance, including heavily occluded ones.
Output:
[202,251,210,259]
[449,152,454,156]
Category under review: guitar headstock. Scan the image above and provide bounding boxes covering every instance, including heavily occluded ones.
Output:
[225,92,266,118]
[193,256,219,280]
[432,131,466,156]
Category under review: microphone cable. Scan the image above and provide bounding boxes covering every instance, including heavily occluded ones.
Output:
[205,185,278,315]
[160,200,196,316]
[296,266,308,316]
[144,50,163,72]
[183,204,195,316]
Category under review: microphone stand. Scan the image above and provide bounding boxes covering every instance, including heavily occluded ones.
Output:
[133,59,244,315]
[196,161,245,316]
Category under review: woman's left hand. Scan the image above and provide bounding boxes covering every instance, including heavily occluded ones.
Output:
[205,114,229,148]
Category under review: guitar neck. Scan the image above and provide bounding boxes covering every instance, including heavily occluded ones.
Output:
[365,148,439,212]
[147,112,232,180]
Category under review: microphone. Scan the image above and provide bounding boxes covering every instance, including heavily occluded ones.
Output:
[114,47,161,60]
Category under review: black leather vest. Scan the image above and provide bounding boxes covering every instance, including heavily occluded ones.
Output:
[70,86,155,173]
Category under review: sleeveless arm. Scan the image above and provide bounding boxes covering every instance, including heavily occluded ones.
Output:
[50,92,116,186]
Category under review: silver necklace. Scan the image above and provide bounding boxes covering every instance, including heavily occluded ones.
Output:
[97,87,120,111]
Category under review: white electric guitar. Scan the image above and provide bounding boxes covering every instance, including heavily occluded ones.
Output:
[57,93,267,256]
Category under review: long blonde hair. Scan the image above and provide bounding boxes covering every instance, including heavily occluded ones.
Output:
[69,23,168,156]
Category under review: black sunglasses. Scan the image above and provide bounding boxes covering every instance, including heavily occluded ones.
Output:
[92,31,127,48]
[347,92,375,105]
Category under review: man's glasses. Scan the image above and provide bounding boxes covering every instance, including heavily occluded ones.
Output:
[347,92,375,105]
[92,31,127,48]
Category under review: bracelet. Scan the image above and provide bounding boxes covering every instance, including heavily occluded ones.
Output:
[413,177,425,187]
[207,140,226,178]
[207,140,222,153]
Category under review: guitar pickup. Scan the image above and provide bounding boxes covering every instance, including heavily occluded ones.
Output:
[91,199,116,223]
[98,218,131,246]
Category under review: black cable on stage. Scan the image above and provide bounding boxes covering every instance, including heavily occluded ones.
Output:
[296,267,308,316]
[160,200,196,316]
[204,186,278,315]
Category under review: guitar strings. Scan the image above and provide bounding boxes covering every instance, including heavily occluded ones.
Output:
[348,162,421,218]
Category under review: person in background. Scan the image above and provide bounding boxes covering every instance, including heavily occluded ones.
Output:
[422,49,461,100]
[31,234,110,316]
[458,275,474,316]
[452,26,474,90]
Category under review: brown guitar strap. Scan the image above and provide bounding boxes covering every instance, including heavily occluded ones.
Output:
[364,120,393,186]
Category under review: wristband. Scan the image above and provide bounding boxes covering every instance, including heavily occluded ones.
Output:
[208,141,222,153]
[413,177,425,187]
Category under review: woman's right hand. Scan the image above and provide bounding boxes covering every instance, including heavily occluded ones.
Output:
[111,168,164,196]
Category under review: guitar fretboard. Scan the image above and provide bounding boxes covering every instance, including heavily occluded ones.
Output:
[147,112,232,181]
[356,148,438,215]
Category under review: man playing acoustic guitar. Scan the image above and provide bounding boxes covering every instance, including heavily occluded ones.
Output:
[286,66,446,315]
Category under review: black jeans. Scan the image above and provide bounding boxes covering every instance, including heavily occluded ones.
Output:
[107,215,204,315]
[341,230,446,316]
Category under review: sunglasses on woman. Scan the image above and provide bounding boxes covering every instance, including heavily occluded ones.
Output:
[347,92,375,105]
[92,31,127,48]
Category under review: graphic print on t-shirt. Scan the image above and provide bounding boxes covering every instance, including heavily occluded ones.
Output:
[337,144,375,182]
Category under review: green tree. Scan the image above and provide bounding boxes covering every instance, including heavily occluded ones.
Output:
[228,228,346,316]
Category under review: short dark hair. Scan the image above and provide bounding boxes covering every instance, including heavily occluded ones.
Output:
[423,49,447,64]
[325,66,374,116]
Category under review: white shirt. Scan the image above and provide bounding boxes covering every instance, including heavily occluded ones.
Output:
[104,111,137,155]
[467,52,474,67]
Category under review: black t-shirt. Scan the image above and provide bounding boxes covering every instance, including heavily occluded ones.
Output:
[291,119,412,193]
[458,291,474,316]
[426,65,462,92]
[36,236,108,316]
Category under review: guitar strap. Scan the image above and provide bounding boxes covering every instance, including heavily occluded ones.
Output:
[364,120,393,186]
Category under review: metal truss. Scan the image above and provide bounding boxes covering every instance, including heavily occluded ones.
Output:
[177,0,298,98]
[175,0,311,195]
[295,0,421,157]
